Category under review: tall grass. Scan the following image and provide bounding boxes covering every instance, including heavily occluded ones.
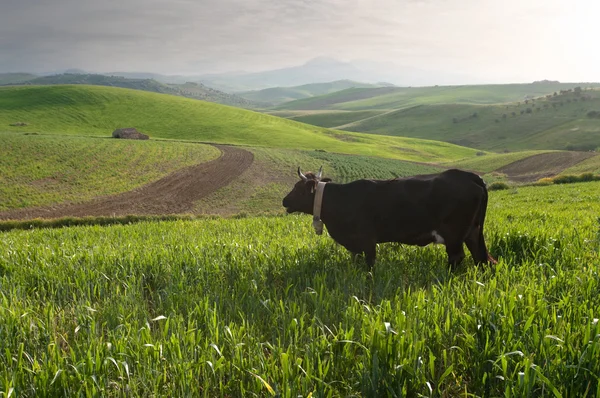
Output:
[0,182,599,396]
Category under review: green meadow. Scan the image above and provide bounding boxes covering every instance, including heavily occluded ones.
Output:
[0,85,481,163]
[1,182,599,396]
[2,82,600,397]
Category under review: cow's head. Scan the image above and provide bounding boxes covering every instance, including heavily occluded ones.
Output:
[282,166,330,214]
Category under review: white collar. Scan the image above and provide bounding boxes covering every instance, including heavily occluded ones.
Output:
[312,181,327,235]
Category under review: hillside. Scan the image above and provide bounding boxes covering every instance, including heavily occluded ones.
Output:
[0,85,482,163]
[6,73,261,108]
[343,89,600,151]
[275,84,600,152]
[276,82,600,111]
[238,80,384,106]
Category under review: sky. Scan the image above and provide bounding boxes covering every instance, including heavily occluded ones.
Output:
[0,0,598,85]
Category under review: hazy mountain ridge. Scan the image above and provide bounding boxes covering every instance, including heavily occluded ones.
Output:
[2,73,263,108]
[237,79,390,106]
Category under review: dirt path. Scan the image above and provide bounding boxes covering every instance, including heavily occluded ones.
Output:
[0,145,254,220]
[495,151,597,182]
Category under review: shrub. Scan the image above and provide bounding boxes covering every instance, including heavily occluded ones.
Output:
[535,177,554,186]
[488,182,510,191]
[552,173,600,184]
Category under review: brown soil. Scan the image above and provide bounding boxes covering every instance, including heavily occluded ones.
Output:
[495,151,597,182]
[0,145,254,220]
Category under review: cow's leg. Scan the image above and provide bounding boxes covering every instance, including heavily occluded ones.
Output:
[343,234,376,271]
[465,225,496,265]
[445,243,465,270]
[363,245,376,271]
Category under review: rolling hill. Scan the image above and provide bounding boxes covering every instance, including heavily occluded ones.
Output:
[275,82,600,111]
[3,73,262,108]
[0,84,482,163]
[238,80,385,107]
[273,84,600,152]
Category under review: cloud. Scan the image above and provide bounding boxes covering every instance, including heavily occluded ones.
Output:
[0,0,597,83]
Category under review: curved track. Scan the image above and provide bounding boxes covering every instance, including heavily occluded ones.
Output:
[0,145,254,220]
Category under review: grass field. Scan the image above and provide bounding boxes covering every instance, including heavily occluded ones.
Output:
[1,181,599,396]
[0,132,220,211]
[0,85,482,163]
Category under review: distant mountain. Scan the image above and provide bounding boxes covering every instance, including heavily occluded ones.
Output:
[237,79,388,106]
[0,73,37,85]
[197,58,374,92]
[3,73,262,109]
[196,57,483,92]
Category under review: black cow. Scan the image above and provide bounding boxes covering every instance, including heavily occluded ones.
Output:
[282,167,496,269]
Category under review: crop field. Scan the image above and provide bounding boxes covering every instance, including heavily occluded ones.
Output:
[0,132,220,211]
[1,181,599,396]
[0,85,482,163]
[441,151,553,173]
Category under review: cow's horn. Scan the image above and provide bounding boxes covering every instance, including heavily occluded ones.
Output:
[316,166,323,180]
[298,167,308,181]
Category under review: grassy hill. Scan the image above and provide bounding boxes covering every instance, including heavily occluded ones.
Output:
[0,85,481,163]
[274,84,600,152]
[343,90,600,151]
[5,73,261,108]
[276,82,600,111]
[0,131,219,211]
[238,80,383,106]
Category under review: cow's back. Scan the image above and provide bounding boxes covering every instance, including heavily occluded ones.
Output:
[363,170,485,243]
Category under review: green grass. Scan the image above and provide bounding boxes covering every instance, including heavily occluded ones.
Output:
[0,132,219,210]
[1,182,599,396]
[0,85,481,162]
[287,110,385,128]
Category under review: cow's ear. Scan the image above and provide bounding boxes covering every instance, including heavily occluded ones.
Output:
[321,177,332,182]
[305,179,317,193]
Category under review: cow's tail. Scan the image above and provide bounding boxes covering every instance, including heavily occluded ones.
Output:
[473,175,497,264]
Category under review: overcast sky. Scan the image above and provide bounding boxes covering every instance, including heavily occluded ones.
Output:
[0,0,598,84]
